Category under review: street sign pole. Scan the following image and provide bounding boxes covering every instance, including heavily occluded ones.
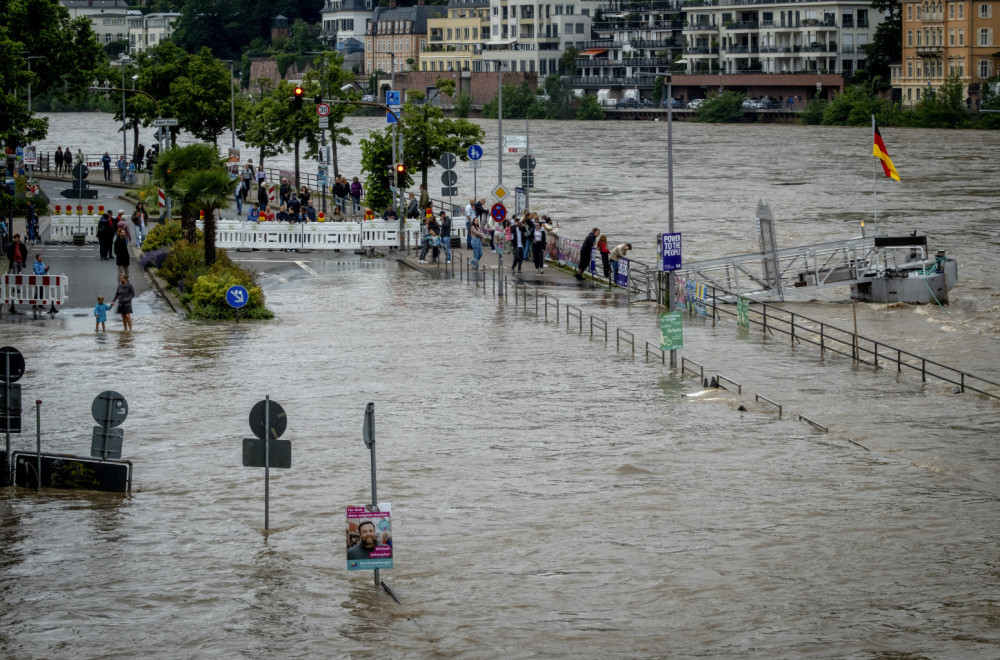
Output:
[264,394,270,531]
[34,400,41,491]
[363,402,379,587]
[525,119,530,211]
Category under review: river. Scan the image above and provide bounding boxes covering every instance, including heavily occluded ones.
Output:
[1,113,998,658]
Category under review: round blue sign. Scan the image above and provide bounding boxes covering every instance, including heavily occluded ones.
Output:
[490,203,506,223]
[467,145,483,161]
[226,285,249,309]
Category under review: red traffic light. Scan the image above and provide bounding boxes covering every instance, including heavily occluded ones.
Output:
[395,163,405,174]
[294,86,303,97]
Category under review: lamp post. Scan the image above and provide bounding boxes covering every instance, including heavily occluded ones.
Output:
[25,55,44,113]
[490,59,505,296]
[666,69,676,367]
[221,60,236,149]
[375,51,402,216]
[118,54,130,163]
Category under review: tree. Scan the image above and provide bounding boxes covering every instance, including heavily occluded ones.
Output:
[694,92,747,123]
[170,48,234,145]
[303,51,356,176]
[359,128,395,213]
[131,43,192,146]
[153,143,235,265]
[575,94,605,120]
[862,0,901,89]
[235,80,286,166]
[1,0,103,150]
[399,79,485,190]
[560,47,580,76]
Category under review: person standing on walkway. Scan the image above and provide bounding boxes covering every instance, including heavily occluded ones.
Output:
[96,212,115,260]
[114,227,130,279]
[576,227,600,280]
[469,218,484,269]
[257,180,269,210]
[510,216,527,274]
[54,147,64,175]
[132,202,149,248]
[25,200,38,244]
[609,242,632,280]
[234,178,245,216]
[111,273,135,331]
[6,234,27,274]
[531,218,547,273]
[597,234,610,278]
[438,210,452,264]
[116,210,132,245]
[465,199,475,248]
[117,155,127,182]
[350,177,362,215]
[418,184,429,212]
[102,152,112,181]
[74,148,84,166]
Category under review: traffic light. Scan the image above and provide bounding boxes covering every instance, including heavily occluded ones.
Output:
[314,94,322,105]
[293,86,303,110]
[395,163,406,187]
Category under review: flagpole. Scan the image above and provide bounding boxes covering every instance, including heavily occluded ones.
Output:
[870,115,876,238]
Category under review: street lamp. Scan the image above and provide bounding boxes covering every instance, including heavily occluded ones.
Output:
[490,59,505,296]
[25,55,44,113]
[221,59,236,149]
[666,69,677,367]
[118,54,130,163]
[375,51,402,216]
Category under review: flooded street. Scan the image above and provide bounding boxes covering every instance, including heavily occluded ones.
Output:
[1,114,998,657]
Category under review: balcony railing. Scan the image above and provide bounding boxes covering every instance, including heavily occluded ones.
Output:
[683,45,720,54]
[577,56,678,66]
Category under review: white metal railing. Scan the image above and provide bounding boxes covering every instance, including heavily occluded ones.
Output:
[3,274,69,308]
[49,214,100,242]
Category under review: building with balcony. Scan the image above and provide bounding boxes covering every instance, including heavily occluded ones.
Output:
[365,2,446,75]
[127,12,180,54]
[322,0,373,50]
[62,0,136,47]
[484,0,601,76]
[682,0,883,76]
[565,0,683,102]
[422,0,491,73]
[893,0,1000,106]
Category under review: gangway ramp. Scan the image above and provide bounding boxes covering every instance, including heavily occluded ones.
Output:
[679,236,878,301]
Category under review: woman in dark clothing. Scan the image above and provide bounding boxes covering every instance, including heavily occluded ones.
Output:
[113,227,130,280]
[111,272,135,331]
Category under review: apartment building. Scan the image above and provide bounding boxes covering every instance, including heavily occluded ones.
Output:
[422,0,491,73]
[894,0,999,106]
[322,0,373,48]
[127,12,180,54]
[683,0,883,75]
[485,0,602,75]
[365,3,446,76]
[62,0,135,47]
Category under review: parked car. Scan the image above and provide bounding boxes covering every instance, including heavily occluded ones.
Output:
[615,98,640,109]
[361,94,376,103]
[741,98,761,111]
[756,96,776,109]
[662,98,683,108]
[686,98,705,109]
[639,98,655,108]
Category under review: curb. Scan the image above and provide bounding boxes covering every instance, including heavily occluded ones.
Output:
[145,265,188,319]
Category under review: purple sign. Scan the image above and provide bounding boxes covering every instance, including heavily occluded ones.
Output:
[660,232,682,271]
[614,257,630,287]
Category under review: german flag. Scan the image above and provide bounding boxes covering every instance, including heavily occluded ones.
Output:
[873,122,900,181]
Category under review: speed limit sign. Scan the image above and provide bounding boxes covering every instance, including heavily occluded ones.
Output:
[317,103,330,117]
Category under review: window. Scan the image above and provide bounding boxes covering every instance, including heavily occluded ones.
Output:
[447,28,452,39]
[958,2,963,17]
[949,27,955,45]
[472,27,478,38]
[979,28,992,46]
[566,4,574,14]
[917,31,922,46]
[843,34,854,53]
[980,58,992,78]
[576,22,584,33]
[958,28,964,45]
[907,29,913,46]
[555,4,562,14]
[464,28,469,39]
[907,88,912,100]
[908,4,913,19]
[907,60,913,77]
[857,9,868,27]
[581,9,588,16]
[842,12,853,27]
[980,3,991,17]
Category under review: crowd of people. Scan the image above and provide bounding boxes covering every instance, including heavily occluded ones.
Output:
[52,147,156,179]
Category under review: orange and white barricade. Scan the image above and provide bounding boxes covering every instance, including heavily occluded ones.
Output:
[3,274,69,311]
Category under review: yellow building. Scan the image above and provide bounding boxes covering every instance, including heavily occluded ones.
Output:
[894,0,1000,106]
[422,0,491,73]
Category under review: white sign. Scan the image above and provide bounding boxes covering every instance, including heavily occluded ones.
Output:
[23,146,37,165]
[152,118,179,126]
[318,117,329,129]
[503,135,527,149]
[470,160,481,169]
[316,102,330,117]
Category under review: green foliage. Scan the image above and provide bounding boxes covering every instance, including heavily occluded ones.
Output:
[142,219,196,251]
[453,92,473,118]
[169,47,234,145]
[400,82,485,188]
[798,95,828,125]
[481,81,546,119]
[560,47,579,76]
[189,258,273,320]
[575,94,605,120]
[158,239,206,290]
[906,73,970,128]
[359,129,394,212]
[692,92,747,123]
[820,86,887,125]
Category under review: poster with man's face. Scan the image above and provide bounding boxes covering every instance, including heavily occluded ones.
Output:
[346,503,392,571]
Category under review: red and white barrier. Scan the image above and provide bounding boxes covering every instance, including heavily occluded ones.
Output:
[3,274,69,309]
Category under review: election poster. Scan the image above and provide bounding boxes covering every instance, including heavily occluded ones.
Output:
[345,503,392,570]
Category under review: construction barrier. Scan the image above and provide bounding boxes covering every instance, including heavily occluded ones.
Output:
[196,219,465,252]
[49,214,100,243]
[3,274,69,309]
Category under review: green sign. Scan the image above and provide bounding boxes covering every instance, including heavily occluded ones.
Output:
[737,297,750,328]
[659,312,683,350]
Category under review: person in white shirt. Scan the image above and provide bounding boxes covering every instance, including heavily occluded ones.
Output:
[465,199,476,248]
